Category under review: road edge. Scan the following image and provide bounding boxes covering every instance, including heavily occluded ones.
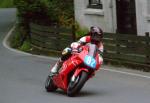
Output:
[2,25,59,61]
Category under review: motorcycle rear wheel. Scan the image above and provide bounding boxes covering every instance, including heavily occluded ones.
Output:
[45,76,57,92]
[67,71,88,97]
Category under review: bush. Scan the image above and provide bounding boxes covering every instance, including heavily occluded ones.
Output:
[10,26,22,48]
[76,28,89,39]
[47,0,74,27]
[0,0,14,8]
[19,40,31,52]
[14,0,74,28]
[13,0,51,47]
[13,0,75,52]
[14,0,50,23]
[75,22,89,39]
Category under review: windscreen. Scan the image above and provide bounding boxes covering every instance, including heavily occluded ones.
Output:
[87,43,97,57]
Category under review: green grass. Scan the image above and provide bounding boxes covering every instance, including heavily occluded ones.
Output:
[0,0,14,8]
[19,40,31,52]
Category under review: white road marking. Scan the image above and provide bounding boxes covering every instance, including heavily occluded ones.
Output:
[102,68,150,79]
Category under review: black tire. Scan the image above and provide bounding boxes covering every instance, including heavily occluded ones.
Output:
[67,71,88,97]
[45,76,57,92]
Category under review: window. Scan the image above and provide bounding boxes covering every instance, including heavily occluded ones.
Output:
[88,0,103,9]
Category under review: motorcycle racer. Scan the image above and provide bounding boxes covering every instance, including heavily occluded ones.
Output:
[50,26,104,74]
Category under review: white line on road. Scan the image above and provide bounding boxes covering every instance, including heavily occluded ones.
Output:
[102,68,150,79]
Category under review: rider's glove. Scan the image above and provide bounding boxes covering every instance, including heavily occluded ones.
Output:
[71,42,80,49]
[71,42,81,53]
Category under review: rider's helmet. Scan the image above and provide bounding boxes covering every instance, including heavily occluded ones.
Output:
[89,26,103,44]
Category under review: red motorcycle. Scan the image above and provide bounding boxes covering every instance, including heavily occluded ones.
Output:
[45,43,102,96]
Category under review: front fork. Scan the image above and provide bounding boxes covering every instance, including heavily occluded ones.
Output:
[71,68,94,83]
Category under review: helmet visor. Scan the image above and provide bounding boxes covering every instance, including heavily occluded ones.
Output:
[91,33,102,42]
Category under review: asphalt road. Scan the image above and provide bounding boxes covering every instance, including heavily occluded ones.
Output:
[0,8,150,103]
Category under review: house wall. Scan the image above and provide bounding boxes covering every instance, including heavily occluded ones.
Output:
[145,0,150,35]
[135,0,146,36]
[136,0,150,36]
[74,0,150,36]
[74,0,115,32]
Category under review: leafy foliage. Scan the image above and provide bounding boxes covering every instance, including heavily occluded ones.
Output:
[10,26,22,48]
[0,0,14,8]
[12,0,74,50]
[14,0,50,24]
[19,40,31,52]
[75,24,89,39]
[13,0,50,49]
[14,0,74,25]
[46,0,74,27]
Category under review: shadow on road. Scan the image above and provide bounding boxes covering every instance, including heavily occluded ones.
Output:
[44,89,109,97]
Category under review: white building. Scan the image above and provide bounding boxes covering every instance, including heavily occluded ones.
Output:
[74,0,150,36]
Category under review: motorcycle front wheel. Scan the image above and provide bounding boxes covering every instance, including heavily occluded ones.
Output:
[45,76,57,92]
[67,71,88,97]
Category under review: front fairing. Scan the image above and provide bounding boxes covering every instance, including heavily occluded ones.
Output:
[78,43,99,70]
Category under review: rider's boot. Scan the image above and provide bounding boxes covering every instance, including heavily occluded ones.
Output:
[50,59,63,75]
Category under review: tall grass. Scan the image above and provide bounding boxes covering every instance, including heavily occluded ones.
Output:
[0,0,14,8]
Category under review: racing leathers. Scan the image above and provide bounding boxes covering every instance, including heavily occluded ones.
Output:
[50,36,104,74]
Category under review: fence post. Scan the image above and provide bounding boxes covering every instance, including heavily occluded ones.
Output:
[145,32,150,64]
[72,24,76,42]
[116,33,120,55]
[56,23,61,51]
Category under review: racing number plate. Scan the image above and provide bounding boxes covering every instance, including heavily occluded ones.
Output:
[84,55,96,69]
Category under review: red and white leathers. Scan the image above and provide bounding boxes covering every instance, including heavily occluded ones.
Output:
[71,36,104,66]
[51,36,104,73]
